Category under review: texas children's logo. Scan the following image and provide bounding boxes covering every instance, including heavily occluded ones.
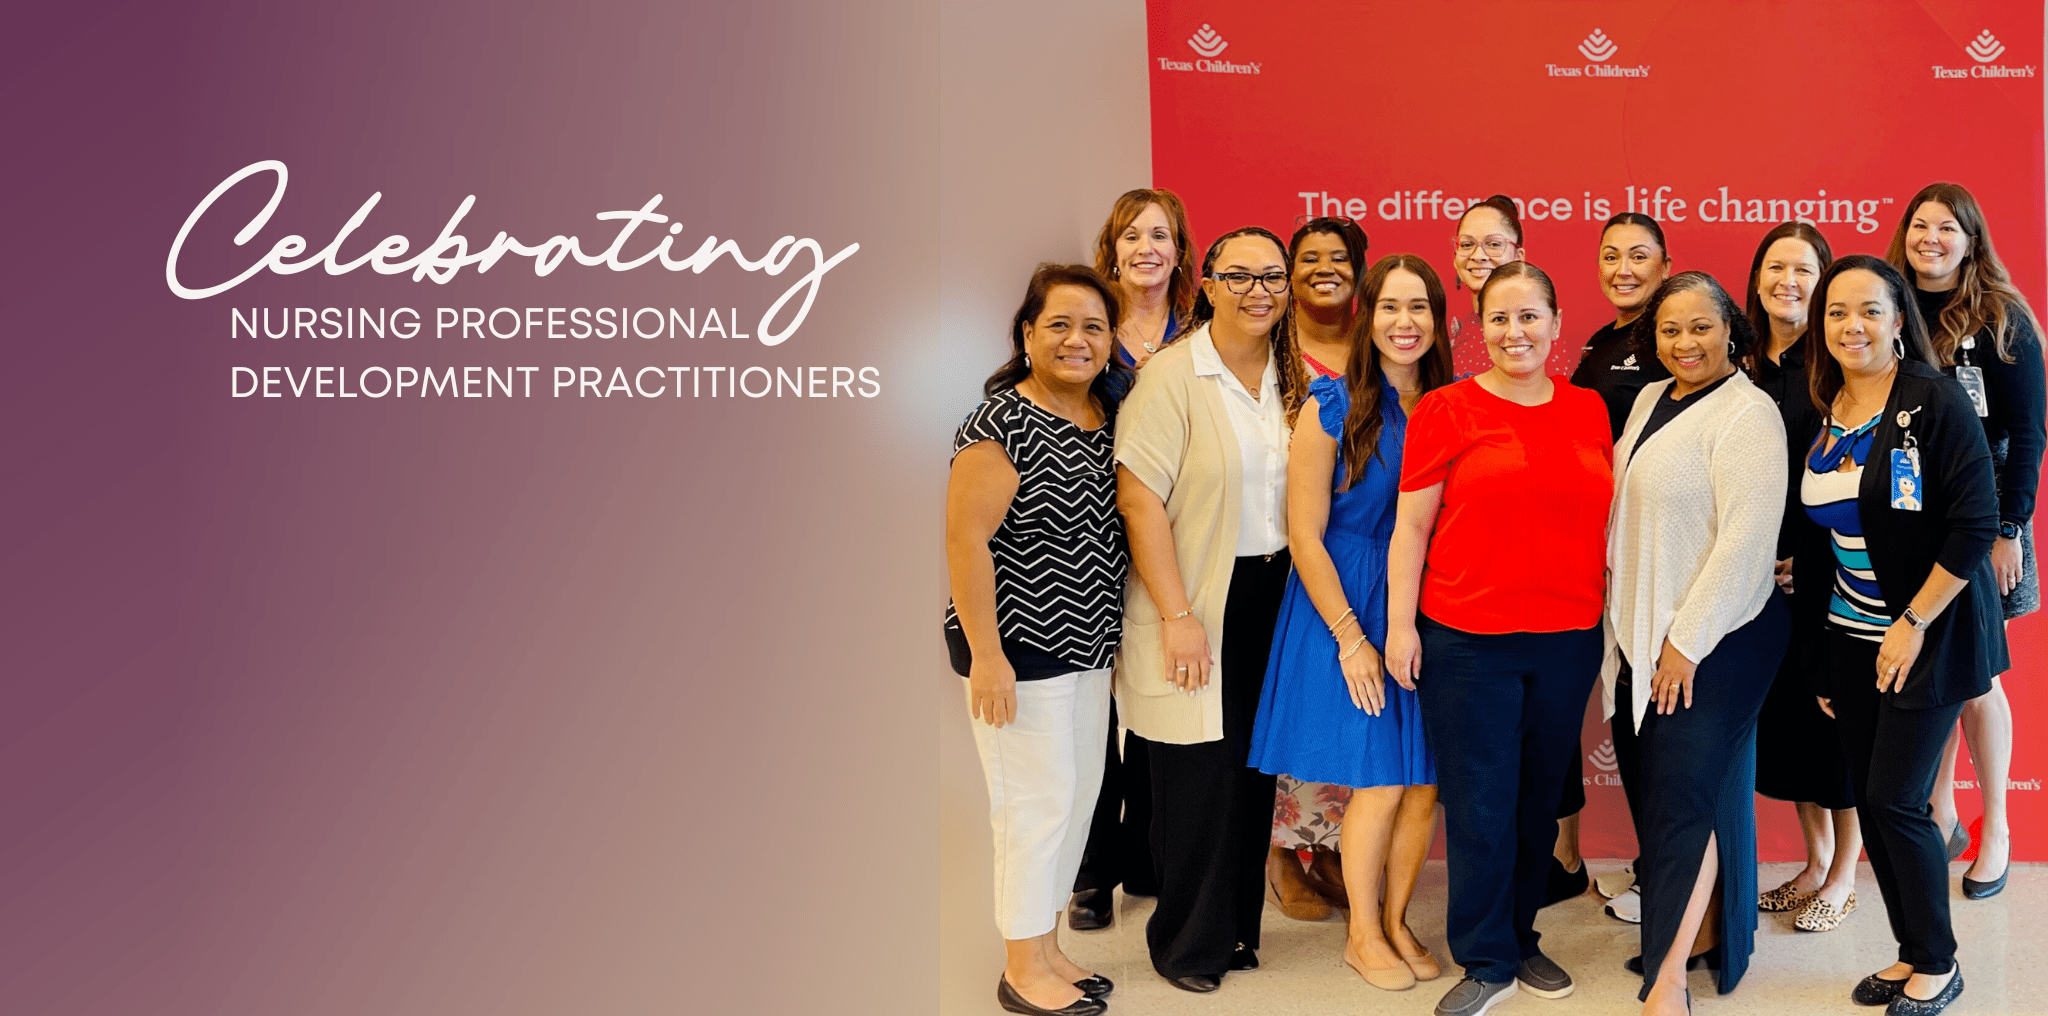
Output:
[1547,27,1649,78]
[1156,23,1261,75]
[1933,29,2036,79]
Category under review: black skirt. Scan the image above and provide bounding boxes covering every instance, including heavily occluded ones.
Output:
[1753,592,1855,810]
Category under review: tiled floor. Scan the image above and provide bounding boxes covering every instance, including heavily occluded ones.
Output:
[1054,861,2044,1015]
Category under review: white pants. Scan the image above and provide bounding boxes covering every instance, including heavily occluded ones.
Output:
[966,667,1112,940]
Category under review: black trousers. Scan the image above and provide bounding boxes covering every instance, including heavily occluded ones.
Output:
[1827,631,1966,975]
[1145,553,1287,980]
[1416,617,1601,984]
[1630,595,1788,999]
[1072,699,1156,896]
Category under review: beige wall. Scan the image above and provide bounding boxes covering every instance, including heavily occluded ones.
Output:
[938,2,1151,1012]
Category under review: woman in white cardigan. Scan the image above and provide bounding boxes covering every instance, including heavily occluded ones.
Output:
[1602,272,1791,1016]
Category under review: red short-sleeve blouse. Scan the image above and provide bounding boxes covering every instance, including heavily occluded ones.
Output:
[1399,377,1615,633]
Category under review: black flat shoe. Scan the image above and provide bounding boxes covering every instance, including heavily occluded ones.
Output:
[1072,974,1113,999]
[1624,946,1718,975]
[1853,972,1908,1006]
[1229,944,1259,971]
[1884,965,1962,1016]
[1167,973,1220,993]
[1942,822,1969,861]
[1542,857,1589,908]
[1067,887,1114,931]
[1962,866,2007,899]
[996,976,1107,1016]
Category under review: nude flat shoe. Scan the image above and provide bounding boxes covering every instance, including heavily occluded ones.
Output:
[1398,947,1443,982]
[1345,945,1417,991]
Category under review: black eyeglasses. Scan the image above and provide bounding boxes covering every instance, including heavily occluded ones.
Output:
[1213,271,1291,295]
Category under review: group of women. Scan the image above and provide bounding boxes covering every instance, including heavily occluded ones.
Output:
[945,182,2042,1016]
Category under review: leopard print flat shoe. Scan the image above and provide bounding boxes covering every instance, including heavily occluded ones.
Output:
[1794,889,1858,931]
[1758,879,1816,913]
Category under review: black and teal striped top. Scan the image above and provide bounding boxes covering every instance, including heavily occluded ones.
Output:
[1801,414,1887,641]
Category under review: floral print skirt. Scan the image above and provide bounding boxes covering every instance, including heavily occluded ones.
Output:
[1271,776,1352,850]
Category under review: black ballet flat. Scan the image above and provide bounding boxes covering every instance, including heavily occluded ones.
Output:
[1624,946,1718,975]
[1067,887,1114,931]
[1962,867,2007,899]
[1229,944,1259,971]
[1884,965,1963,1016]
[1072,974,1113,999]
[1167,973,1221,993]
[996,976,1107,1016]
[1942,822,1969,861]
[1853,971,1908,1006]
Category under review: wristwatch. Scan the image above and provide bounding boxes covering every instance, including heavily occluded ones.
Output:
[2000,520,2022,540]
[1902,606,1933,632]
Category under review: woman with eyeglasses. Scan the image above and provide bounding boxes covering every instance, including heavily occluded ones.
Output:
[1448,195,1526,379]
[1741,222,1868,933]
[1263,214,1373,921]
[1889,182,2045,903]
[1114,227,1305,993]
[1251,255,1453,991]
[1065,188,1198,934]
[1385,260,1614,1016]
[1781,255,2004,1016]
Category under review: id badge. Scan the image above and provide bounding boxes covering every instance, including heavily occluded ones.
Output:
[1891,447,1924,510]
[1956,365,1990,417]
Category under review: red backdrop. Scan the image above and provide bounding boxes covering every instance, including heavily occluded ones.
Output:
[1145,0,2046,861]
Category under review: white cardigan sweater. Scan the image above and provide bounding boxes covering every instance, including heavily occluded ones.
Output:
[1600,372,1788,732]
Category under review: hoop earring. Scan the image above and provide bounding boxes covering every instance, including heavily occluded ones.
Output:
[1892,336,1905,361]
[1728,340,1737,358]
[1024,353,1031,369]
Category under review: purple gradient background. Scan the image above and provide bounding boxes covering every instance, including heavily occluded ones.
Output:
[3,3,935,1014]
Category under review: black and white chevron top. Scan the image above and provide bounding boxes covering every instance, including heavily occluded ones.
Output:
[944,387,1128,679]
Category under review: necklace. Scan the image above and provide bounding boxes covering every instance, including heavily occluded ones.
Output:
[1128,310,1169,354]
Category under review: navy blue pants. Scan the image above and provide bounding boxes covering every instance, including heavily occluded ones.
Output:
[1417,617,1601,984]
[1629,594,1788,999]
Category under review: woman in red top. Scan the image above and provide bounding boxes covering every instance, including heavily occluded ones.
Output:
[1384,260,1614,1016]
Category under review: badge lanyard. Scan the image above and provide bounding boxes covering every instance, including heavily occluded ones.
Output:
[1891,407,1925,511]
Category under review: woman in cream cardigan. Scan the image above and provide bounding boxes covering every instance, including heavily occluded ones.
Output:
[1603,272,1790,1015]
[1114,226,1305,993]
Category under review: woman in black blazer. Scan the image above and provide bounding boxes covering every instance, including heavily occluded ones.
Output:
[1781,255,2005,1016]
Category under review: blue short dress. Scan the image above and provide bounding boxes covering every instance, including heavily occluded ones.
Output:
[1249,375,1435,788]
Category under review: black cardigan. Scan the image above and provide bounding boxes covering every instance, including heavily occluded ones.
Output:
[1914,287,2047,526]
[1781,359,2009,707]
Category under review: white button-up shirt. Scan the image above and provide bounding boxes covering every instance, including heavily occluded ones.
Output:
[1189,324,1289,556]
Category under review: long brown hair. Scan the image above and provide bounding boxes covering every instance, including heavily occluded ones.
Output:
[1338,255,1453,489]
[1806,255,1935,418]
[1885,182,2041,364]
[1741,221,1834,373]
[1092,189,1198,328]
[1188,226,1307,424]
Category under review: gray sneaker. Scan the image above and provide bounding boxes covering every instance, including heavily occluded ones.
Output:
[1435,976,1516,1016]
[1516,953,1574,998]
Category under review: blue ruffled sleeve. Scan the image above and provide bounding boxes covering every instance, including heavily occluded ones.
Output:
[1310,374,1349,440]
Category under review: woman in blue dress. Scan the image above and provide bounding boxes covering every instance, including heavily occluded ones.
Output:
[1251,254,1453,992]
